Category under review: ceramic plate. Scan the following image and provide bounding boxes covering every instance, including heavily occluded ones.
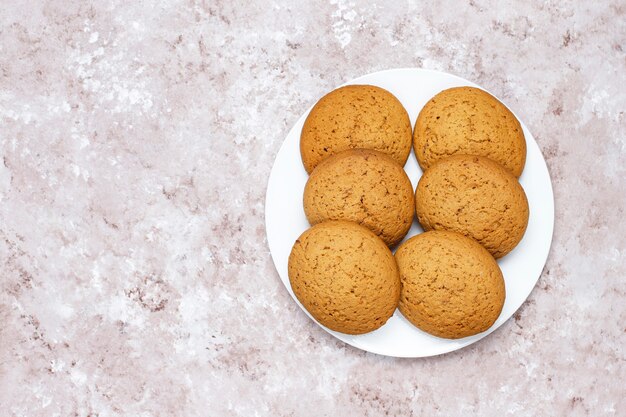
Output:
[265,68,554,358]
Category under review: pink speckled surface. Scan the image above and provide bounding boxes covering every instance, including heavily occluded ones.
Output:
[0,1,624,416]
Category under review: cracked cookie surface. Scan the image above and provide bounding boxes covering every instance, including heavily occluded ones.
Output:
[415,155,529,258]
[395,230,505,339]
[303,149,414,247]
[413,86,526,177]
[288,220,400,335]
[300,84,412,174]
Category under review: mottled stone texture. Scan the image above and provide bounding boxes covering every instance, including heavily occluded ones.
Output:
[0,0,624,416]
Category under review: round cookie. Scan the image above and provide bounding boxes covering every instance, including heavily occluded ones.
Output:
[415,155,529,258]
[414,86,527,177]
[288,220,400,335]
[300,85,412,174]
[395,230,505,339]
[303,149,414,247]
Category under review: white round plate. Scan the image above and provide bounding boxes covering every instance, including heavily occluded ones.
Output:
[265,68,554,358]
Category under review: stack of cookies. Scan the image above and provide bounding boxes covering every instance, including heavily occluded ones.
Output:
[288,84,529,339]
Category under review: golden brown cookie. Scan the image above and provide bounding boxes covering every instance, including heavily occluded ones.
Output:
[300,85,412,174]
[303,149,414,247]
[395,230,505,339]
[414,86,526,177]
[288,220,400,335]
[415,155,529,258]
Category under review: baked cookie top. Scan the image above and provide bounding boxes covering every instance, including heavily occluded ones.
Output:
[288,220,400,335]
[300,84,412,173]
[304,149,414,247]
[415,155,529,258]
[414,86,526,177]
[395,230,505,339]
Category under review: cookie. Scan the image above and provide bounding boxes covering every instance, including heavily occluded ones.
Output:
[288,220,400,335]
[300,85,412,174]
[303,149,414,247]
[415,155,529,258]
[395,230,505,339]
[414,86,526,177]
